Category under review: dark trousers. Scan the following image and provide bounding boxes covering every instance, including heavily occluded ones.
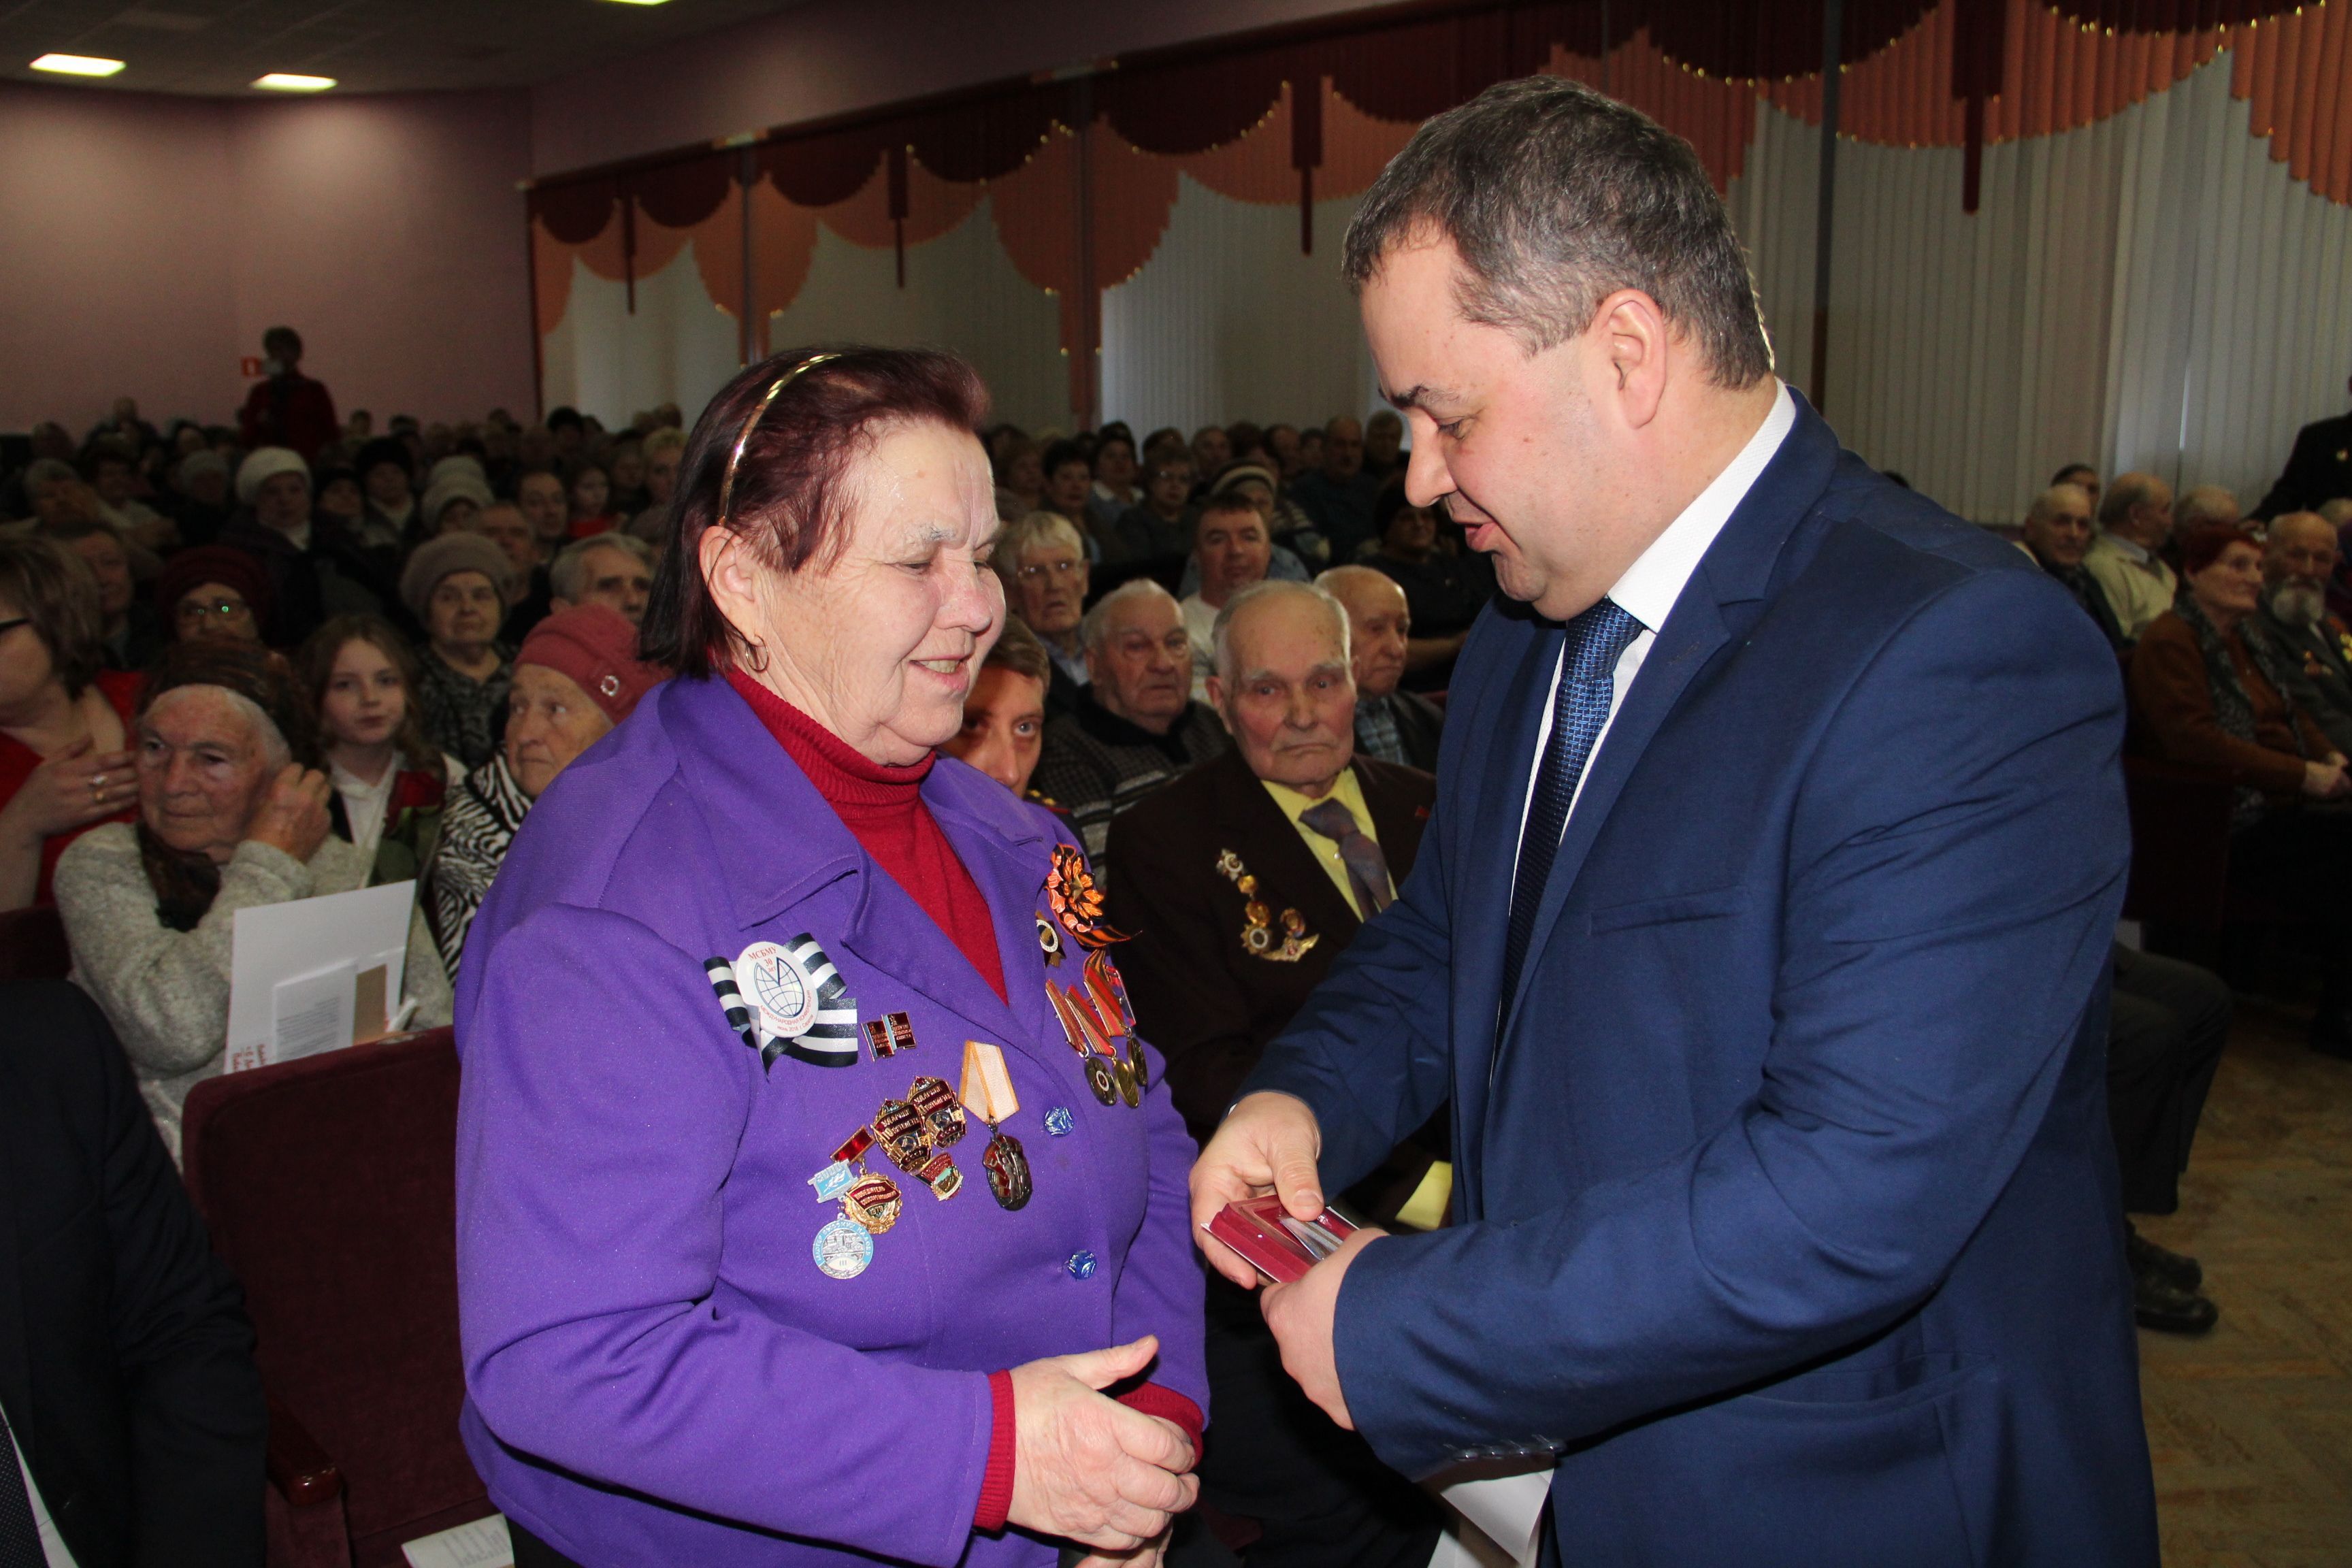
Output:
[1199,1274,1443,1568]
[2107,945,2230,1215]
[2230,804,2352,995]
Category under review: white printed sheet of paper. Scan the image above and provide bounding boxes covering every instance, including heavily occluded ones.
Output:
[401,1513,511,1568]
[224,881,415,1073]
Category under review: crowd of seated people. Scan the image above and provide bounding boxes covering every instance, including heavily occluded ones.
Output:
[18,340,2352,1559]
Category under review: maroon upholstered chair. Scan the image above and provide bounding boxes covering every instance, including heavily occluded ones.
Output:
[180,1028,492,1568]
[0,904,71,982]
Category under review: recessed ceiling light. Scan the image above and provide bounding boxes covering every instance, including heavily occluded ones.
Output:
[601,1,674,6]
[252,72,335,91]
[31,53,126,76]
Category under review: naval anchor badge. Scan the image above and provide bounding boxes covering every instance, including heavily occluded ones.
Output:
[1215,849,1318,963]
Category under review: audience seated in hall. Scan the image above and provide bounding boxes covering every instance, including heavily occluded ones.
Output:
[941,616,1050,798]
[403,532,518,771]
[1105,578,1446,1568]
[994,510,1092,718]
[2020,484,2127,649]
[625,425,686,542]
[1088,424,1141,536]
[2086,473,2180,643]
[2242,511,2352,755]
[54,640,452,1162]
[428,603,662,978]
[1030,578,1228,868]
[1179,493,1282,700]
[0,537,142,911]
[2129,523,2352,1057]
[236,325,338,460]
[1320,564,1446,771]
[0,979,267,1567]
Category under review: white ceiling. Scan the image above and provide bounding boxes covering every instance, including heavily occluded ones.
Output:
[0,0,808,95]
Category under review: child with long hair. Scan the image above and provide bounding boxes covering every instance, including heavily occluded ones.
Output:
[297,615,453,885]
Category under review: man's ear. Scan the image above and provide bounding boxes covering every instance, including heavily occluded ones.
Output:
[1593,287,1672,431]
[1205,675,1228,713]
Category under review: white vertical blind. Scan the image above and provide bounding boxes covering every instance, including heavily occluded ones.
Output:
[763,196,1070,433]
[538,52,2352,513]
[1098,176,1384,436]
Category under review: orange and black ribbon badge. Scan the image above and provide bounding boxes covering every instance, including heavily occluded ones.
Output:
[1045,843,1132,947]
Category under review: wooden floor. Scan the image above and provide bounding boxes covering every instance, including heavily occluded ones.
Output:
[2135,998,2352,1567]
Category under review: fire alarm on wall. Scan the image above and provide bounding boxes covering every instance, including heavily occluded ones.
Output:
[240,357,263,377]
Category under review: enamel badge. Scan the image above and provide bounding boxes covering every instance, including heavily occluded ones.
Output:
[1045,843,1131,948]
[732,934,860,1068]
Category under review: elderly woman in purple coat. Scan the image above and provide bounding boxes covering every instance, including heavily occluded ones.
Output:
[453,348,1205,1568]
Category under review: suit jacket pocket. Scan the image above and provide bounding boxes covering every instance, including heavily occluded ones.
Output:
[1565,1355,1993,1568]
[1586,884,1748,934]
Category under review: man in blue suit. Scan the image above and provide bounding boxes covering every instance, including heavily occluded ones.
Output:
[1190,77,2159,1566]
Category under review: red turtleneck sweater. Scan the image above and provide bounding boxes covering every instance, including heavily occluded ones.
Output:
[726,672,1200,1529]
[728,670,1006,1002]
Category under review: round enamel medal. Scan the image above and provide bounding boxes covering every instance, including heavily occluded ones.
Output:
[736,941,818,1040]
[813,1215,874,1279]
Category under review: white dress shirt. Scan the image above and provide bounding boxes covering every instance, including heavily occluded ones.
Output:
[1518,383,1797,849]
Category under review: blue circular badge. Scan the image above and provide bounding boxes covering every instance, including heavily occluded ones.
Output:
[813,1216,874,1280]
[1044,1106,1074,1137]
[1066,1250,1098,1280]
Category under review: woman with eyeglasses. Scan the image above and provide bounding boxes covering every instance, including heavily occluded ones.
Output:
[154,545,272,648]
[993,510,1092,717]
[452,348,1205,1568]
[0,536,142,909]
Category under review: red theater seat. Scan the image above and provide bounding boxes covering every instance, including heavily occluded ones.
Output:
[181,1028,493,1568]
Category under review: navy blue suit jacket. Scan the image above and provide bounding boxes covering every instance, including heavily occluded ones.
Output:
[1242,398,2158,1566]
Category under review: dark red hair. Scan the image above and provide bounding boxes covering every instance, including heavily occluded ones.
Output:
[640,346,990,678]
[2178,522,2259,579]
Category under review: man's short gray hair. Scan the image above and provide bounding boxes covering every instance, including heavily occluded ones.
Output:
[992,510,1086,581]
[2026,485,2091,525]
[1211,580,1351,686]
[1080,577,1179,655]
[550,532,653,603]
[1342,75,1772,388]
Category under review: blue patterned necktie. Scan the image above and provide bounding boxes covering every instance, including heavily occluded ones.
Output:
[1499,598,1643,1019]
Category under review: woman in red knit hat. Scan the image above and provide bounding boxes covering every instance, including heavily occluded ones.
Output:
[425,602,661,977]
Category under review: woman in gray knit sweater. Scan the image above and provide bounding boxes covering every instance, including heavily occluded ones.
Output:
[54,642,450,1161]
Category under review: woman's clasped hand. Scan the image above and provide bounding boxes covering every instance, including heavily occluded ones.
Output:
[1007,1336,1198,1555]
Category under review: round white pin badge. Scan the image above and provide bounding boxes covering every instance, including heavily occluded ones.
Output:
[813,1215,874,1280]
[736,940,818,1040]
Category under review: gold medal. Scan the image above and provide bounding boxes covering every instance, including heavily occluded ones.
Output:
[842,1172,903,1233]
[908,1075,966,1148]
[873,1098,930,1175]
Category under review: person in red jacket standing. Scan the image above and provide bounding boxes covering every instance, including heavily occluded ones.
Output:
[236,327,339,461]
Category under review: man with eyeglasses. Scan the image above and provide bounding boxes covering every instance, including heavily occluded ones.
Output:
[992,512,1092,717]
[1030,579,1228,873]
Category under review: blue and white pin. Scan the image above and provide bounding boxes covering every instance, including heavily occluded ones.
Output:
[708,933,860,1070]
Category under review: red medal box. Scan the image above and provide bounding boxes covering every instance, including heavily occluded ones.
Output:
[1203,1196,1360,1286]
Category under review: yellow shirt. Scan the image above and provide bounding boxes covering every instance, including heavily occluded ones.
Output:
[1262,769,1382,919]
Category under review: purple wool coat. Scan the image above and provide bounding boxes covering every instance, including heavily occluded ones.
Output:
[452,672,1207,1567]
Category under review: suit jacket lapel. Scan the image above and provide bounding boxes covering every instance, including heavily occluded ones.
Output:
[1450,616,1563,1203]
[1499,397,1842,1036]
[1207,750,1360,948]
[1354,760,1429,876]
